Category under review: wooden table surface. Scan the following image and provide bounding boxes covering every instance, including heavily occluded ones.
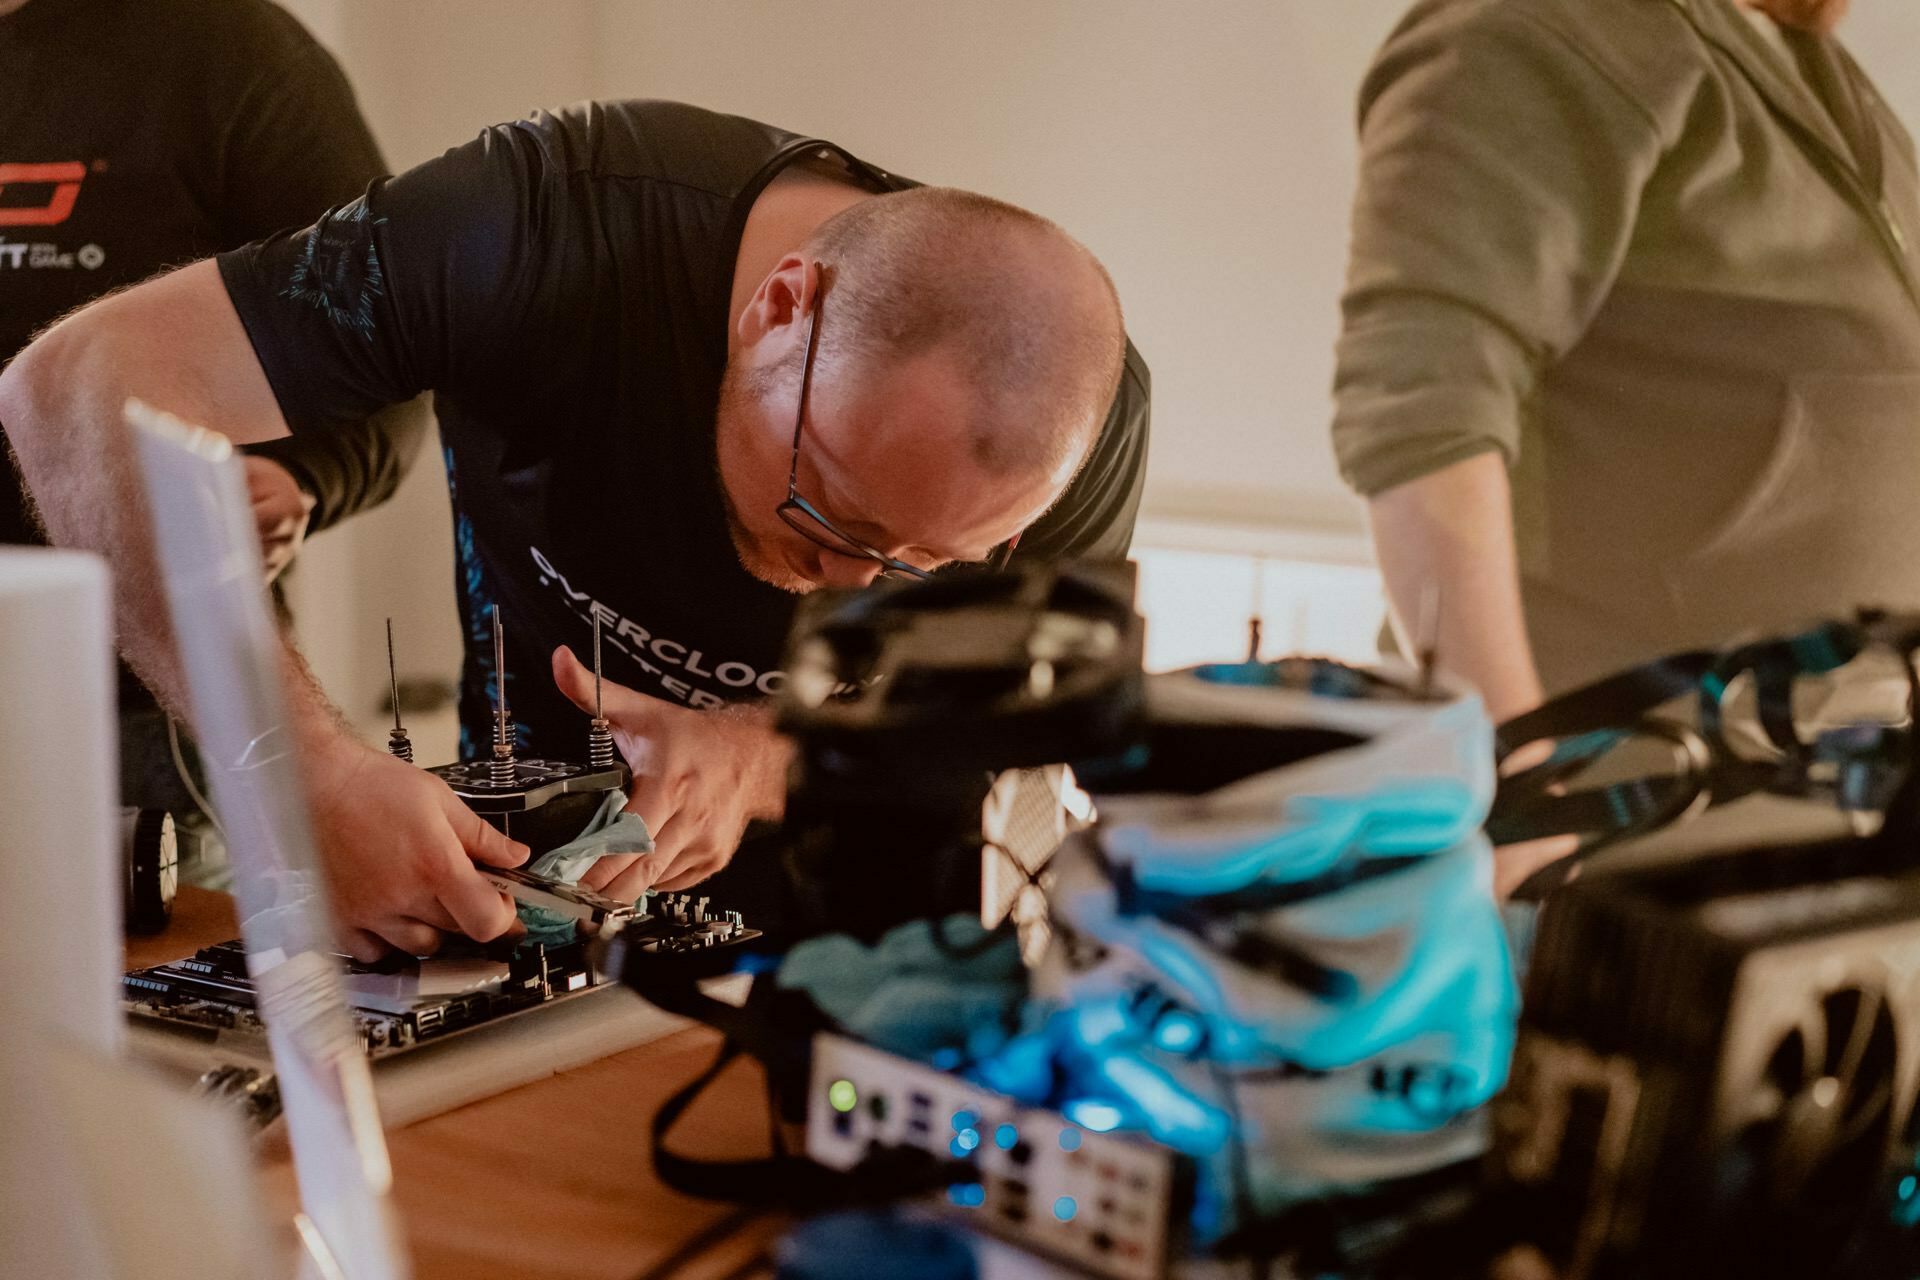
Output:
[137,888,787,1280]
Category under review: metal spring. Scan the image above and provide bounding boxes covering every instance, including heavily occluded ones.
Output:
[387,728,413,763]
[490,748,515,788]
[588,720,616,770]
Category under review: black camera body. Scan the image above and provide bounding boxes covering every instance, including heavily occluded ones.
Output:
[770,561,1145,943]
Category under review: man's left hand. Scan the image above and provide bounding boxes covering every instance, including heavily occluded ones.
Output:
[551,645,792,900]
[244,456,316,581]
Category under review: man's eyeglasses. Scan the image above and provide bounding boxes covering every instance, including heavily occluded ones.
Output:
[775,285,1020,581]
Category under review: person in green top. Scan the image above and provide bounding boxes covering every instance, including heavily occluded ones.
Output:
[1334,0,1906,726]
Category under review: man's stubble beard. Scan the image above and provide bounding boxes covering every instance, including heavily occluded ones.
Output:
[715,356,814,595]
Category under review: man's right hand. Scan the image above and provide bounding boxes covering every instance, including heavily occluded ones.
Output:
[304,735,529,961]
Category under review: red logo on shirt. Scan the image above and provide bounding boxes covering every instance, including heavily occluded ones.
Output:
[0,162,87,227]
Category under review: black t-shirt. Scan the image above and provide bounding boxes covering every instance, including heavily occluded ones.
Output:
[217,100,1152,760]
[0,0,420,546]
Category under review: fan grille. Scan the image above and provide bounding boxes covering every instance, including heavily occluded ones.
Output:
[1722,986,1899,1269]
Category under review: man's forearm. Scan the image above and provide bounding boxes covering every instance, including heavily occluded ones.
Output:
[0,261,346,751]
[1366,449,1543,724]
[2,306,189,709]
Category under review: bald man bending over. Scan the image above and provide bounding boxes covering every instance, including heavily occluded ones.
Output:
[0,100,1150,960]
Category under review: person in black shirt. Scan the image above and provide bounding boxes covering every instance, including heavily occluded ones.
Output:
[2,99,1150,960]
[0,0,424,551]
[0,0,427,869]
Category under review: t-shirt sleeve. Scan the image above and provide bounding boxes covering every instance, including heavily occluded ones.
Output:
[216,122,563,435]
[1011,338,1151,563]
[1331,2,1666,497]
[244,394,431,534]
[212,15,429,527]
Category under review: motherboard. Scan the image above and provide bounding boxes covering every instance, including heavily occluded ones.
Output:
[123,890,758,1062]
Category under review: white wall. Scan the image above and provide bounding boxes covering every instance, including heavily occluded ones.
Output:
[1847,7,1920,131]
[591,1,1408,531]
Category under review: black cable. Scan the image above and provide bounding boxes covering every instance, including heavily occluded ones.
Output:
[764,1058,788,1161]
[626,1204,769,1280]
[1206,1057,1274,1280]
[930,825,1021,961]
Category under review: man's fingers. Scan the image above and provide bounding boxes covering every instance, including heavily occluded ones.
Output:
[406,900,462,934]
[654,856,727,893]
[580,852,644,892]
[551,644,655,722]
[375,918,445,957]
[601,813,687,901]
[341,927,389,964]
[446,800,529,869]
[435,857,519,940]
[551,645,597,715]
[603,850,673,903]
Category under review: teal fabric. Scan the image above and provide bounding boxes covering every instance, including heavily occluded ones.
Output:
[775,917,1026,1062]
[516,791,652,945]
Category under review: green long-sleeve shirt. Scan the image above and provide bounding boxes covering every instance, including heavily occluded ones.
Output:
[1334,0,1920,693]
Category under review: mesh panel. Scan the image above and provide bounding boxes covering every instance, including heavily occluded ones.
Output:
[982,765,1092,965]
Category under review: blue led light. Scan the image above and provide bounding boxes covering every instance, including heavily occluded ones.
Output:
[1054,1196,1078,1222]
[956,1128,980,1153]
[1058,1128,1082,1153]
[952,1109,979,1132]
[1903,1176,1918,1201]
[948,1183,985,1208]
[1065,1100,1124,1133]
[1152,1010,1205,1056]
[994,1124,1019,1151]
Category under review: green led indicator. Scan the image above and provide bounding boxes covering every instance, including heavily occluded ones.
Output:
[828,1079,859,1114]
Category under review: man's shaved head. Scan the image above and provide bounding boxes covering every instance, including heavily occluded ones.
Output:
[716,180,1128,595]
[799,187,1126,481]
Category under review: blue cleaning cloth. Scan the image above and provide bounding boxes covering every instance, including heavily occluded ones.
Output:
[775,917,1026,1062]
[516,790,653,945]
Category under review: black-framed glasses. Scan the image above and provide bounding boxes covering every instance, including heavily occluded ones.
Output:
[775,284,1021,582]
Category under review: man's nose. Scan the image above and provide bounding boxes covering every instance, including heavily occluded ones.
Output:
[813,552,885,590]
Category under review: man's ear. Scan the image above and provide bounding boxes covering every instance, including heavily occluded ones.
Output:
[736,255,821,349]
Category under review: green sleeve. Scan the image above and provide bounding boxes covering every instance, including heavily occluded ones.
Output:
[1332,1,1668,497]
